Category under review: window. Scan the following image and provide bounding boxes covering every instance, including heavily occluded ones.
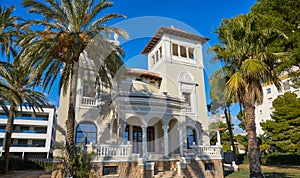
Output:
[205,163,214,171]
[83,80,96,97]
[259,110,262,115]
[159,47,162,58]
[182,92,191,106]
[155,51,159,62]
[147,127,155,152]
[188,47,194,59]
[125,125,129,142]
[34,127,47,133]
[186,127,196,149]
[76,123,97,144]
[266,88,271,94]
[32,139,46,147]
[180,46,187,58]
[103,166,118,176]
[18,139,28,145]
[172,44,179,56]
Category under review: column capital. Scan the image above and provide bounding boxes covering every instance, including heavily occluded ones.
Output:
[141,125,148,129]
[162,125,169,130]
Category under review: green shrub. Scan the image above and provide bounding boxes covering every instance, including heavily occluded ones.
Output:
[262,153,300,165]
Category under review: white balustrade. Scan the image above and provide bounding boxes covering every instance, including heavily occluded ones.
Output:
[96,144,132,157]
[81,97,97,106]
[190,145,222,159]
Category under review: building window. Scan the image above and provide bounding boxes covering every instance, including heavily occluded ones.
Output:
[32,139,46,147]
[76,123,97,144]
[103,166,118,176]
[266,88,271,94]
[125,125,129,142]
[18,139,28,146]
[259,110,263,115]
[172,43,179,56]
[159,46,162,58]
[188,47,194,59]
[205,163,215,171]
[186,127,196,149]
[83,80,96,97]
[180,46,187,58]
[182,92,191,106]
[147,127,155,152]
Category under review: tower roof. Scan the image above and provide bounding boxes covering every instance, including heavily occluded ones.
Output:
[141,26,209,54]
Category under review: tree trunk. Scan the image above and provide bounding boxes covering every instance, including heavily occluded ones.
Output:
[65,61,79,177]
[3,106,15,174]
[244,102,264,178]
[224,105,237,163]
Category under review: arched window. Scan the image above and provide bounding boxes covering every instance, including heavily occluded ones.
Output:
[76,123,97,144]
[186,127,196,149]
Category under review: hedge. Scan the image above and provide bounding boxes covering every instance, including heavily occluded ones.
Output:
[261,153,300,165]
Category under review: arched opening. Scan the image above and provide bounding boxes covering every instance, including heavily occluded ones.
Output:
[169,119,179,154]
[76,122,97,144]
[186,127,197,149]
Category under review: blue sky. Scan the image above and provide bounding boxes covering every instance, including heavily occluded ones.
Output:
[2,0,256,133]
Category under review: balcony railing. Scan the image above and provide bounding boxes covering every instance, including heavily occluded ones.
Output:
[0,115,48,121]
[190,145,222,159]
[81,97,97,106]
[95,144,132,157]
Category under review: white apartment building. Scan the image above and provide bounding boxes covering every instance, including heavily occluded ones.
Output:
[0,106,56,159]
[255,74,300,135]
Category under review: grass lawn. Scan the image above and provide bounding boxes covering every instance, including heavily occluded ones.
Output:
[225,164,300,178]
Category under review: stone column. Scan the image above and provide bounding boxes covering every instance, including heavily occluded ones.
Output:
[141,125,147,158]
[162,125,169,158]
[177,126,183,156]
[109,110,113,144]
[216,130,221,146]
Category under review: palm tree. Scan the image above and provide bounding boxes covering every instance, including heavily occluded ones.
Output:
[209,68,237,162]
[19,0,128,176]
[211,14,288,177]
[0,59,48,174]
[0,5,17,61]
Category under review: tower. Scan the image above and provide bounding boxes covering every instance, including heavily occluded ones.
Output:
[142,26,210,137]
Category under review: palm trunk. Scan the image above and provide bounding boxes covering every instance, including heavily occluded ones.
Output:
[65,61,79,177]
[224,104,237,163]
[244,101,263,178]
[3,105,15,174]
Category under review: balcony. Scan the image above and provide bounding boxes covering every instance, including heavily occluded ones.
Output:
[0,115,48,121]
[81,96,97,107]
[190,145,222,160]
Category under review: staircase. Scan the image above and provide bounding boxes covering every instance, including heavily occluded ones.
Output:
[154,170,184,178]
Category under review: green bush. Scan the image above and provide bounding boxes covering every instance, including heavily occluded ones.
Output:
[262,153,300,165]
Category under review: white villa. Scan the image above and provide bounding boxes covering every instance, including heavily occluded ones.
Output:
[54,27,223,178]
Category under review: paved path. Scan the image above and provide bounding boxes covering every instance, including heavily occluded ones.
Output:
[0,170,51,178]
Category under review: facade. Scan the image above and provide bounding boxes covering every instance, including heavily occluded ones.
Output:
[0,106,56,159]
[255,73,300,135]
[54,26,223,177]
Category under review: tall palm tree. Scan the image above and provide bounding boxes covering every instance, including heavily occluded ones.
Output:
[209,68,237,162]
[0,5,17,61]
[212,14,288,178]
[19,0,128,176]
[0,59,48,174]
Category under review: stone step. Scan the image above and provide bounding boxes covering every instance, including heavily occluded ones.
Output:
[154,170,185,178]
